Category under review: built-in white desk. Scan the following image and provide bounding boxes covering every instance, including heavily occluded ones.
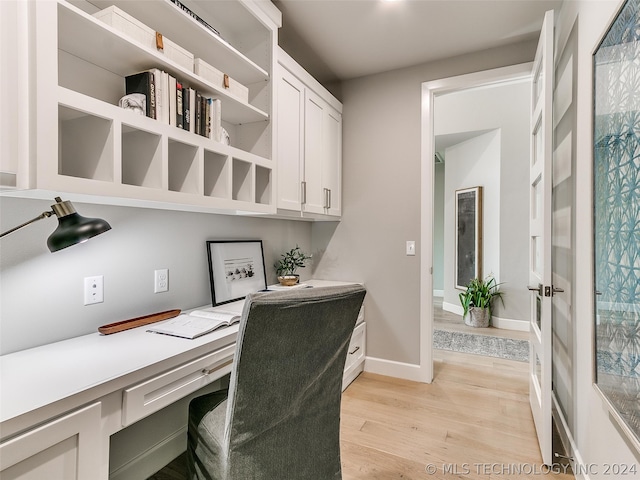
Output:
[0,279,365,480]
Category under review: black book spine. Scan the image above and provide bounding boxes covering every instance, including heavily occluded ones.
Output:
[125,71,155,119]
[195,92,202,135]
[183,87,190,131]
[176,82,183,129]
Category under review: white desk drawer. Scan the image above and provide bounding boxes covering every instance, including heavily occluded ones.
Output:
[122,344,235,426]
[345,322,365,372]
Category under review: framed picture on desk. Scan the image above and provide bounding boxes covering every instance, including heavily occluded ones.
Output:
[206,240,267,306]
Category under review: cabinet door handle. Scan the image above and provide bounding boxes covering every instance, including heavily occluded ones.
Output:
[323,188,329,209]
[328,189,332,209]
[301,181,307,205]
[349,346,360,355]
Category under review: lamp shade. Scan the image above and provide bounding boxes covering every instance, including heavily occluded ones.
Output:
[46,198,111,252]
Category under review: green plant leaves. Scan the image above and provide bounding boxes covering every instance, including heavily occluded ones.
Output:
[458,276,504,317]
[274,245,312,276]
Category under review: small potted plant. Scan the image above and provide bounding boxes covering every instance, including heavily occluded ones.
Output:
[458,276,504,327]
[274,246,312,286]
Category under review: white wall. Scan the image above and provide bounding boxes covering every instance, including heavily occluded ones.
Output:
[312,39,538,366]
[0,197,312,355]
[443,130,501,308]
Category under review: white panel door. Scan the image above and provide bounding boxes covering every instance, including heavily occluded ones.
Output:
[528,9,554,467]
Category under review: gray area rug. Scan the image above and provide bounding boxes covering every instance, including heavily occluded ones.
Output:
[434,329,529,362]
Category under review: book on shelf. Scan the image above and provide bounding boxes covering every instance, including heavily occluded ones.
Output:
[168,75,177,127]
[188,88,196,133]
[125,71,156,119]
[176,82,184,129]
[147,308,241,339]
[182,86,190,131]
[149,68,166,124]
[195,91,202,135]
[205,96,211,138]
[157,70,170,124]
[210,97,222,142]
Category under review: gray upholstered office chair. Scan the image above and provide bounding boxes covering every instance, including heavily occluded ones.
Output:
[187,284,366,480]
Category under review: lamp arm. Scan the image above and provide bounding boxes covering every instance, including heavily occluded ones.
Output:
[0,211,54,238]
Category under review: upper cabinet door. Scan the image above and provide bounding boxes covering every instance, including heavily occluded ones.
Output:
[323,106,342,216]
[276,67,305,212]
[275,47,343,219]
[303,90,326,215]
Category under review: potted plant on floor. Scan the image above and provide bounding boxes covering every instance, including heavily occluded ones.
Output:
[459,276,504,328]
[275,246,312,286]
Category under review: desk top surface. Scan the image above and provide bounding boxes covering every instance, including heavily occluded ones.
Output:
[0,279,358,425]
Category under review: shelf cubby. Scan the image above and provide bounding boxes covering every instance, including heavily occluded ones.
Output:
[204,150,229,199]
[168,139,199,194]
[58,106,114,182]
[232,158,252,202]
[9,0,279,217]
[255,166,271,205]
[122,125,163,189]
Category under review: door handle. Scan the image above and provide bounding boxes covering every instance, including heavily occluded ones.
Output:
[552,286,564,294]
[528,284,543,296]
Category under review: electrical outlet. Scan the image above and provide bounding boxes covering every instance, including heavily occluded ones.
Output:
[154,269,169,293]
[84,275,104,305]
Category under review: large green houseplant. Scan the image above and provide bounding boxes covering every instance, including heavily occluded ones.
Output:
[458,276,504,327]
[274,246,312,286]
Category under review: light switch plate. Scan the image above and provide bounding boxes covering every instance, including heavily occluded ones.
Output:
[406,241,416,256]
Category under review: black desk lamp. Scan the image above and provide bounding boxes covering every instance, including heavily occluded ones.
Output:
[0,197,111,252]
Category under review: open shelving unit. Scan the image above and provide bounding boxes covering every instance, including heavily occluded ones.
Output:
[3,0,280,215]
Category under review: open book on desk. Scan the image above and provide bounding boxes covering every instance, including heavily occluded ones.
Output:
[147,308,241,339]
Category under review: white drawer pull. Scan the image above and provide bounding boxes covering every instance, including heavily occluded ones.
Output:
[349,346,360,355]
[202,359,233,375]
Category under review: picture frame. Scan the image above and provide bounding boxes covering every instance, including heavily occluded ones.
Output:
[206,240,267,306]
[455,186,483,290]
[592,0,640,454]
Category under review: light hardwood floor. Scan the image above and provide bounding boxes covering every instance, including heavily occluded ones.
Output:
[341,353,572,480]
[149,350,572,479]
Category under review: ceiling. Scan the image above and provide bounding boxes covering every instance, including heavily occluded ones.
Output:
[274,0,562,84]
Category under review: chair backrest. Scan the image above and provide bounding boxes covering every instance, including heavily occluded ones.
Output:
[224,284,366,480]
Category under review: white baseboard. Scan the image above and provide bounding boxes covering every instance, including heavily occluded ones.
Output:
[110,427,186,480]
[491,316,529,331]
[433,289,444,297]
[364,356,424,382]
[552,394,589,480]
[442,301,464,316]
[442,301,529,332]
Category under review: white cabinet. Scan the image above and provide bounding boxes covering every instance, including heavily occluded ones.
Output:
[343,313,366,390]
[0,1,29,191]
[0,403,102,480]
[1,0,281,214]
[276,48,342,218]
